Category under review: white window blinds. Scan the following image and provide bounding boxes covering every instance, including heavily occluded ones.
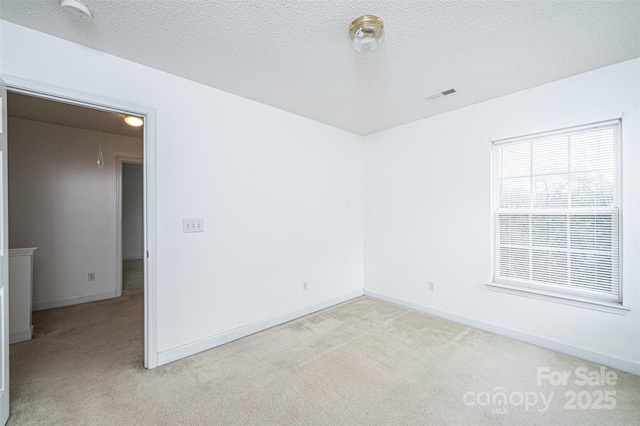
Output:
[492,120,621,302]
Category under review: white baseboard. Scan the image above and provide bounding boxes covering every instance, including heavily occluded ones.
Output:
[33,290,117,311]
[364,290,640,376]
[157,289,364,366]
[9,326,33,344]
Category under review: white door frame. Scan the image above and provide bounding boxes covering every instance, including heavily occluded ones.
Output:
[116,157,143,298]
[0,77,11,426]
[1,75,158,369]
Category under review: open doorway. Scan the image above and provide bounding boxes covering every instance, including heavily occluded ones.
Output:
[5,92,149,376]
[1,75,157,374]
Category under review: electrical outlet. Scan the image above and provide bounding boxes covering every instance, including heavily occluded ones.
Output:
[428,281,435,291]
[302,282,308,292]
[183,218,204,233]
[88,272,96,281]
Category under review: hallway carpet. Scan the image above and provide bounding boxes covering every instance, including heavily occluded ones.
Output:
[8,262,640,424]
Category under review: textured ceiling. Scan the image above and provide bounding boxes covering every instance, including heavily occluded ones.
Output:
[1,1,639,135]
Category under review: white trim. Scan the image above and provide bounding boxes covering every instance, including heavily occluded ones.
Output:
[1,75,151,117]
[8,247,37,257]
[1,77,11,426]
[116,157,143,298]
[9,326,33,344]
[143,109,158,369]
[2,74,159,369]
[33,291,117,311]
[364,290,640,376]
[492,118,623,145]
[157,289,364,366]
[486,281,630,315]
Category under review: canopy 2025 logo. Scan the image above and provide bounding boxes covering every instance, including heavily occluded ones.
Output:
[537,366,617,410]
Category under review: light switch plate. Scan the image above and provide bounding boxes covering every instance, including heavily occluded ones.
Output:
[183,218,204,233]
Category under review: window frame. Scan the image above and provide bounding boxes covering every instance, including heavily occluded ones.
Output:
[487,119,628,314]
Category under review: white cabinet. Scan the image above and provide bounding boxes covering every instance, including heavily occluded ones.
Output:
[9,247,37,344]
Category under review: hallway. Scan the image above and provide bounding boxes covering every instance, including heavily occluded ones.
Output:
[9,260,144,423]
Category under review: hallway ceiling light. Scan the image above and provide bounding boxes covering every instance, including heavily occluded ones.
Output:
[349,15,384,54]
[96,144,104,168]
[61,0,93,22]
[124,116,144,127]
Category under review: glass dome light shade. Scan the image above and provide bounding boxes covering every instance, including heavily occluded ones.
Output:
[349,15,384,53]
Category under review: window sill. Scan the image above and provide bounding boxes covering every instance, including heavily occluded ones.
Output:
[486,282,630,315]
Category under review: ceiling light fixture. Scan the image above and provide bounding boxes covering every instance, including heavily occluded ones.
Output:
[124,116,144,127]
[61,0,93,22]
[349,15,384,54]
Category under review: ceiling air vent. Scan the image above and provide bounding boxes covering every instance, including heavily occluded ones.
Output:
[425,88,457,101]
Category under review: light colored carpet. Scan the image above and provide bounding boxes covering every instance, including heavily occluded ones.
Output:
[8,261,640,425]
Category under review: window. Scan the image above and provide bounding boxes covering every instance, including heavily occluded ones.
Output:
[491,120,621,304]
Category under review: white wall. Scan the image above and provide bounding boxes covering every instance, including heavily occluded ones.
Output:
[122,163,144,260]
[364,59,640,373]
[4,20,635,373]
[0,21,364,363]
[8,117,143,309]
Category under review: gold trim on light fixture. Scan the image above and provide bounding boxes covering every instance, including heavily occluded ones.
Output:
[124,115,144,127]
[349,15,384,33]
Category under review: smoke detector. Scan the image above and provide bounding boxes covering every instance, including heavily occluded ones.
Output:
[61,0,93,22]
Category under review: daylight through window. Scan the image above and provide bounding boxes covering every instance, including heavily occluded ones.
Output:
[492,120,621,302]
